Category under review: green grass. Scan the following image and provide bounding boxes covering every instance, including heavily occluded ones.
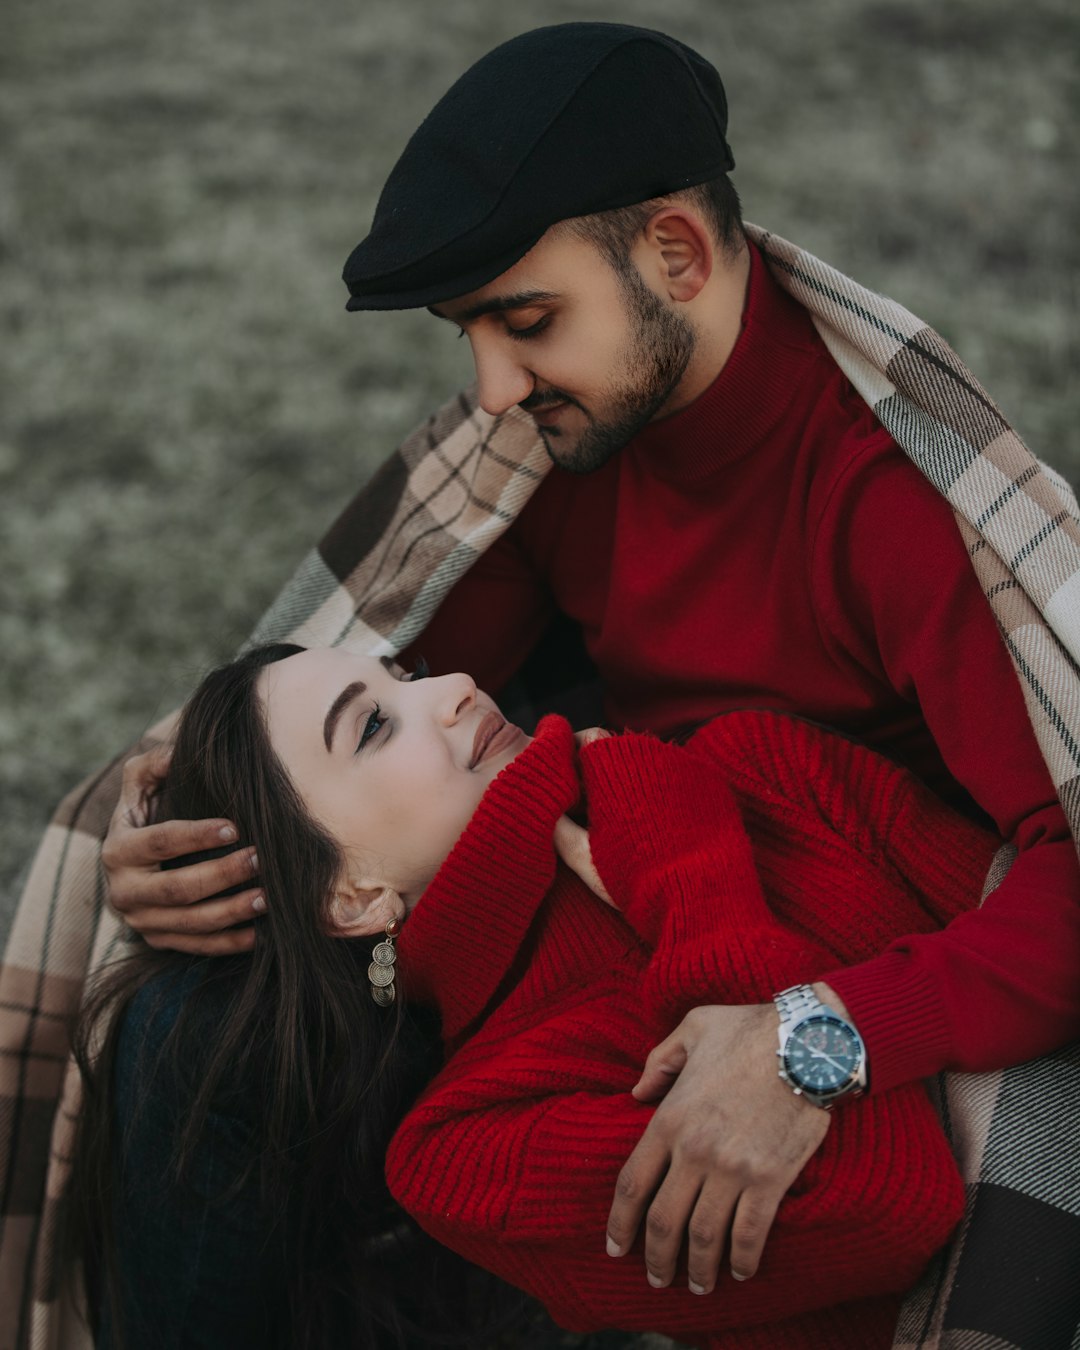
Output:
[3,0,1078,940]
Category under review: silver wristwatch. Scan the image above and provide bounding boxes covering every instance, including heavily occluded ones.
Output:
[773,983,867,1109]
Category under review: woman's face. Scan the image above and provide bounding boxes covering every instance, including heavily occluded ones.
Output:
[257,648,529,911]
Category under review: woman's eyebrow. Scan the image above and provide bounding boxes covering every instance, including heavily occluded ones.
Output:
[323,680,367,751]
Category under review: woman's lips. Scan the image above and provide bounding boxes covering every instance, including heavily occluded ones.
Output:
[470,711,525,768]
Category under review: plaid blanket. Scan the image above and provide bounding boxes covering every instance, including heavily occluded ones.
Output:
[3,225,1079,1350]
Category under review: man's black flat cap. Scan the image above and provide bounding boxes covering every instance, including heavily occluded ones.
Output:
[342,23,735,311]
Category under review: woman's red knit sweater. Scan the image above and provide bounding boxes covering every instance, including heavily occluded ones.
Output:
[389,712,999,1349]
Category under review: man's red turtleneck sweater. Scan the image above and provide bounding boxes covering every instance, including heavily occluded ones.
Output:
[407,241,1080,1094]
[390,713,998,1350]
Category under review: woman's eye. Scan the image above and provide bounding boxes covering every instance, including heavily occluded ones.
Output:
[507,316,550,342]
[408,657,430,681]
[357,704,386,752]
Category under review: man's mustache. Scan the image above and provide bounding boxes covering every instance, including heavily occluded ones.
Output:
[518,388,584,414]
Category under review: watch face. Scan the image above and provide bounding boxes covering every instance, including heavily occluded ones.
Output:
[783,1015,861,1094]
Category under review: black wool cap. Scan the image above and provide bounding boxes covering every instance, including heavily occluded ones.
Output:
[342,23,735,311]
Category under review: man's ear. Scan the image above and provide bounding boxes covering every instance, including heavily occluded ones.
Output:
[326,878,405,938]
[639,208,713,302]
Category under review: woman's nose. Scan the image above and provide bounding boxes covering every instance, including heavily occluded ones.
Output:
[434,673,477,725]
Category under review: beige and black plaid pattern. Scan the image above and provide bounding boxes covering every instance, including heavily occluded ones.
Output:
[3,228,1078,1349]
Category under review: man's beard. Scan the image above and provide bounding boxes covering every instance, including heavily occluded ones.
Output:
[521,264,697,475]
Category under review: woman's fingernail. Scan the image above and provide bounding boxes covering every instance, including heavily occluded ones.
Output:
[731,1269,750,1282]
[251,894,266,914]
[218,825,238,843]
[606,1237,624,1258]
[249,851,259,874]
[647,1272,665,1289]
[689,1280,706,1296]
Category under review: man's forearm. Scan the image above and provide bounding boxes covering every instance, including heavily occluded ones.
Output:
[824,838,1080,1093]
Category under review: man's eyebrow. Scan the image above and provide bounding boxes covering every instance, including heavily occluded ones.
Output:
[428,289,559,325]
[323,680,367,752]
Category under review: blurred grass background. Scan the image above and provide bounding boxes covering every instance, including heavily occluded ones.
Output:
[2,0,1078,941]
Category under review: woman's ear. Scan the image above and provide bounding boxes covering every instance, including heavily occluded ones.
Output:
[327,879,405,938]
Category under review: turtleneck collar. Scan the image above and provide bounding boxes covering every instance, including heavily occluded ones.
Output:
[397,715,580,1045]
[627,238,822,484]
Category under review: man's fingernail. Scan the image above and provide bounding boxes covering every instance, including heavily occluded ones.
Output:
[606,1237,624,1258]
[219,825,238,843]
[251,894,266,914]
[731,1269,750,1282]
[689,1280,706,1296]
[249,851,259,873]
[647,1272,665,1289]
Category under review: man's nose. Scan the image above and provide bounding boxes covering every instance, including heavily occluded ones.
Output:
[472,342,534,417]
[434,673,478,725]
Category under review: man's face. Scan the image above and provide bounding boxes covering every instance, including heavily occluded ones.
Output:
[429,229,697,474]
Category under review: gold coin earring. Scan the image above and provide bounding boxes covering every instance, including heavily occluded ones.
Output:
[369,917,400,1007]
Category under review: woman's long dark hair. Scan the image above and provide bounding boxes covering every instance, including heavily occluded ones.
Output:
[65,644,520,1348]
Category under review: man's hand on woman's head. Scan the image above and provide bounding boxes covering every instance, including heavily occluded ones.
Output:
[102,743,265,955]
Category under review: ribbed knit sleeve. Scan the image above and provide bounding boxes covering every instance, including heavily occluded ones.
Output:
[581,730,832,1007]
[578,718,998,1016]
[685,709,998,937]
[581,730,762,943]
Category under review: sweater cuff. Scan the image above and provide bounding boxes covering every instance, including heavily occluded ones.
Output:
[582,732,765,946]
[581,732,744,874]
[824,952,953,1095]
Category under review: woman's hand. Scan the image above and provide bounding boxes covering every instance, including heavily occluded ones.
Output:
[553,727,615,906]
[553,816,615,906]
[102,744,264,954]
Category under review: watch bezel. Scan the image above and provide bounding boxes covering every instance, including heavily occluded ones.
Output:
[781,1011,864,1102]
[774,994,867,1108]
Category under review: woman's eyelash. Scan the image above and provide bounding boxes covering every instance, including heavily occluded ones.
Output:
[357,658,427,751]
[357,703,386,752]
[356,658,429,749]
